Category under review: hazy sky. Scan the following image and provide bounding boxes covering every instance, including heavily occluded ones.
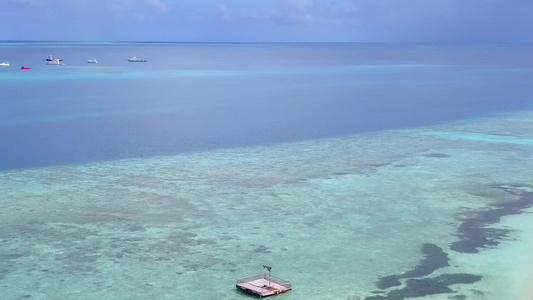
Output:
[2,0,532,43]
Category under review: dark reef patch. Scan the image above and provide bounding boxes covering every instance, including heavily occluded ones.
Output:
[450,188,533,253]
[125,224,146,232]
[1,253,25,260]
[253,245,272,253]
[422,153,450,158]
[366,274,482,300]
[376,243,449,289]
[368,163,391,168]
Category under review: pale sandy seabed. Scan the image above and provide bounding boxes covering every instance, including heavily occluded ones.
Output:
[1,111,533,300]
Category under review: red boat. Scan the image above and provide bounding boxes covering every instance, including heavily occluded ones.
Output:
[21,66,31,70]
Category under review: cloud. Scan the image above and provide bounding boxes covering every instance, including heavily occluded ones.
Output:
[2,0,532,43]
[8,0,42,6]
[251,0,533,42]
[146,0,167,14]
[270,0,317,26]
[6,0,168,19]
[101,0,167,20]
[218,4,231,21]
[267,0,362,26]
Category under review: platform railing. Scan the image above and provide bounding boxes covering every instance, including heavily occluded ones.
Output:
[269,275,292,288]
[236,273,264,284]
[236,273,292,288]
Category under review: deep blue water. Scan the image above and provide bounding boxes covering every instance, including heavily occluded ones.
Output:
[1,43,533,170]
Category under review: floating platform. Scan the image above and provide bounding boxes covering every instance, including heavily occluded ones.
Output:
[236,273,292,297]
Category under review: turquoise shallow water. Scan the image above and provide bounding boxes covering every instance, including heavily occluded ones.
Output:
[2,111,533,299]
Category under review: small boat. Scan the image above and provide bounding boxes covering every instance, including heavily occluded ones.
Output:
[46,55,62,62]
[21,66,31,70]
[46,58,62,65]
[127,56,147,62]
[46,55,62,65]
[0,61,9,67]
[87,58,98,64]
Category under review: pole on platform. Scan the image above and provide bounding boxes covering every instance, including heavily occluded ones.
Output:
[263,265,272,287]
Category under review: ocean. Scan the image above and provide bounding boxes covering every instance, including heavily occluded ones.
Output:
[1,42,533,299]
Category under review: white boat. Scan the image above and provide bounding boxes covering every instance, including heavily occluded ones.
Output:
[0,61,9,67]
[46,55,62,65]
[46,55,62,62]
[127,56,147,62]
[46,58,62,65]
[87,58,98,64]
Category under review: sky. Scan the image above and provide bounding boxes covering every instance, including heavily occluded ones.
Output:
[1,0,532,43]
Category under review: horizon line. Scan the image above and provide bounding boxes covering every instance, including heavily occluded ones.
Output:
[1,40,532,46]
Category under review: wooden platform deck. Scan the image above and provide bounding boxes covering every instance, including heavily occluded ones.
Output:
[236,274,292,297]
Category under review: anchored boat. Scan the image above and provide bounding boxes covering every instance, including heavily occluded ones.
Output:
[46,55,62,65]
[46,55,62,62]
[127,56,147,62]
